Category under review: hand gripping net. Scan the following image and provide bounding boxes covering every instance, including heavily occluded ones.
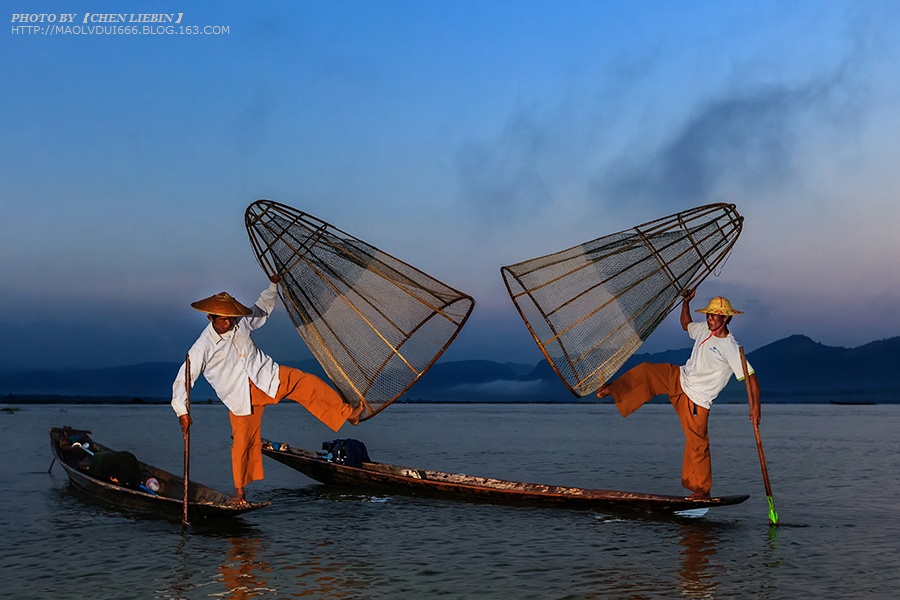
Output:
[501,203,743,397]
[246,200,475,421]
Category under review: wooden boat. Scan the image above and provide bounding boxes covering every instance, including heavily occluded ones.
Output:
[50,427,269,520]
[261,440,748,514]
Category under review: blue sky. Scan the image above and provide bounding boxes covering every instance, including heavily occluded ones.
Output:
[3,1,899,371]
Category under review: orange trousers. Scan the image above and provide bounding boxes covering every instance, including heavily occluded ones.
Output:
[229,366,353,489]
[607,363,712,496]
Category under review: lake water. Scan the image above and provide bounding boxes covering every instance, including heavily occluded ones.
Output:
[1,402,897,599]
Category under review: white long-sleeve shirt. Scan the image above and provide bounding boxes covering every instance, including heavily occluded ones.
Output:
[171,282,281,417]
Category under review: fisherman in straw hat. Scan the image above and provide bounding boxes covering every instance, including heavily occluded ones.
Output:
[172,275,363,504]
[596,288,761,500]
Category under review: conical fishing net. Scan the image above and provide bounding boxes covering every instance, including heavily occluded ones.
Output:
[501,203,743,397]
[246,200,475,420]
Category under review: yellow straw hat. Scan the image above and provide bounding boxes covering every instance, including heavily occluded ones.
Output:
[695,296,743,316]
[191,292,252,317]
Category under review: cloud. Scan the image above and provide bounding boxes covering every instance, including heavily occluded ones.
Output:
[593,64,862,210]
[454,108,555,222]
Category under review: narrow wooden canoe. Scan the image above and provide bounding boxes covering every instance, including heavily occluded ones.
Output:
[50,427,269,520]
[261,440,748,514]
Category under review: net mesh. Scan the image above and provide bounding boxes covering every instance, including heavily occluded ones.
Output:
[501,203,743,397]
[246,200,475,421]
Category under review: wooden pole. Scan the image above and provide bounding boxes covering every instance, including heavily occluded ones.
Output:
[182,353,191,528]
[740,346,779,526]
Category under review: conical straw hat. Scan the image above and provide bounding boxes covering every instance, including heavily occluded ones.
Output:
[695,296,743,316]
[191,292,252,317]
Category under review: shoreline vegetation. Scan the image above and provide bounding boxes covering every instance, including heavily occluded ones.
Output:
[3,334,900,405]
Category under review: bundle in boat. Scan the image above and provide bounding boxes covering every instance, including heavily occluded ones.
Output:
[501,203,743,397]
[245,199,475,421]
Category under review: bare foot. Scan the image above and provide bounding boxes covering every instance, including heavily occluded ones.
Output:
[687,491,710,500]
[231,488,248,505]
[348,403,364,426]
[596,386,611,399]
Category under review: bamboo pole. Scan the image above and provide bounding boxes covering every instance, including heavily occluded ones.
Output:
[182,353,191,529]
[740,347,779,526]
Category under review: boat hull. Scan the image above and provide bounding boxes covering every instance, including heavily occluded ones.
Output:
[50,427,268,520]
[262,441,748,514]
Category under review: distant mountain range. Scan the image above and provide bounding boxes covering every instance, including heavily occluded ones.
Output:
[2,334,899,404]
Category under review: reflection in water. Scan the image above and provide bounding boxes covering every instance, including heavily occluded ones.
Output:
[217,537,274,598]
[157,532,204,600]
[287,539,356,598]
[677,524,721,599]
[764,524,782,569]
[10,404,898,598]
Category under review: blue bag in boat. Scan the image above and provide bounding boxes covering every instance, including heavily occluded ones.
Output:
[320,439,370,468]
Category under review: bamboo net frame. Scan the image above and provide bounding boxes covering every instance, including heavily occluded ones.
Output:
[245,200,475,421]
[501,203,743,397]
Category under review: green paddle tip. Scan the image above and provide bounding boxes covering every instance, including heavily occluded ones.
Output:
[767,495,780,526]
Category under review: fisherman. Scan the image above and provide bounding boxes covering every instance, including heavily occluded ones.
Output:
[595,289,761,499]
[171,275,363,504]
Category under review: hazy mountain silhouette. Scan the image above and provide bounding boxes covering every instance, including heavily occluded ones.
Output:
[2,335,899,403]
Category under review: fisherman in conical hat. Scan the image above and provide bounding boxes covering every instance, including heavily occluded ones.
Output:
[596,289,761,500]
[171,275,363,504]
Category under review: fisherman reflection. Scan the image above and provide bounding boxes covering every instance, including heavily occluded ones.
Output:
[218,536,273,599]
[677,524,721,599]
[291,542,357,598]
